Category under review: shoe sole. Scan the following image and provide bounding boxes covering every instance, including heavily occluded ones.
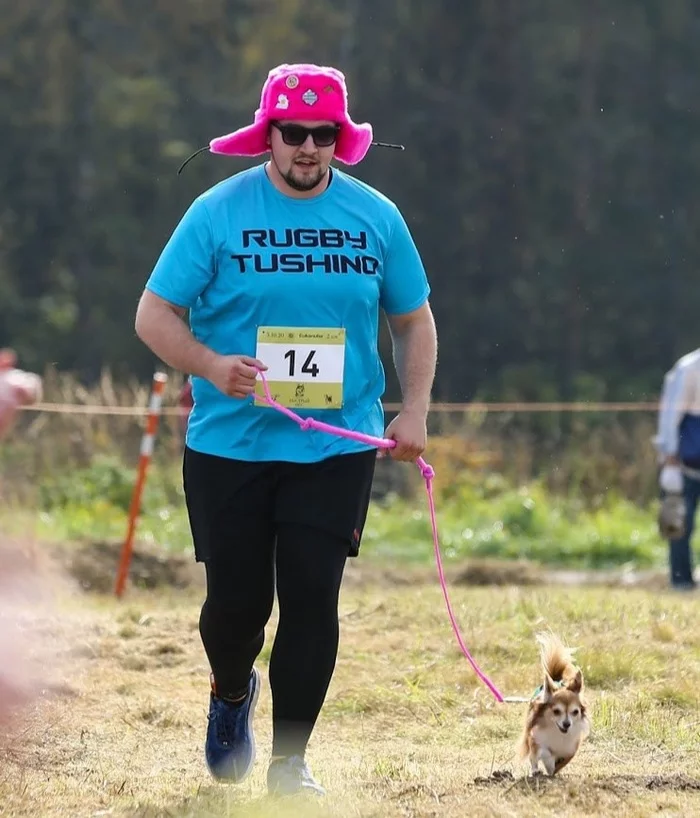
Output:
[236,667,261,782]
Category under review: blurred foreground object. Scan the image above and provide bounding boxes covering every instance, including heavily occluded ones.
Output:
[0,548,42,729]
[0,348,45,728]
[0,348,43,439]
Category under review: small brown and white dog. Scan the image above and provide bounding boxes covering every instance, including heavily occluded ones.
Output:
[518,633,590,776]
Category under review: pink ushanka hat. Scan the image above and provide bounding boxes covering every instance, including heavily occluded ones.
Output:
[210,63,374,166]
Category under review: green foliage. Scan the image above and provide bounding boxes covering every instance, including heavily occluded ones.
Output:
[28,459,663,570]
[362,476,663,569]
[38,456,137,512]
[1,1,699,394]
[30,455,190,550]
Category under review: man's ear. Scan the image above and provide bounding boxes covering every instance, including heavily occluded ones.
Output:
[567,669,583,694]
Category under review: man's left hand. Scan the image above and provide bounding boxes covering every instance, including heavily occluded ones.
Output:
[383,410,427,462]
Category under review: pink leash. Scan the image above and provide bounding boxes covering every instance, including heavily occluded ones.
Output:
[255,371,505,703]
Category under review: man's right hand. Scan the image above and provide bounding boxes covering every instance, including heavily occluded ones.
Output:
[205,354,267,399]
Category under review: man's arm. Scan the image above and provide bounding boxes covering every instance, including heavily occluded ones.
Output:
[387,301,437,416]
[135,290,265,399]
[656,365,687,465]
[383,301,437,461]
[135,290,215,378]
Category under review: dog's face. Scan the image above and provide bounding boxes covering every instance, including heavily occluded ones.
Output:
[539,671,586,735]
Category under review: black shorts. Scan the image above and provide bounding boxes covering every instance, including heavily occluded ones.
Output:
[182,447,377,562]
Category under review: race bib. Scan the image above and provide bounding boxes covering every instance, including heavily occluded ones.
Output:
[254,327,345,409]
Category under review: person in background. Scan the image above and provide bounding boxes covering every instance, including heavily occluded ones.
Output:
[0,349,42,440]
[655,348,700,591]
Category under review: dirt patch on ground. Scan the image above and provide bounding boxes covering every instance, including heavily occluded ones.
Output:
[614,774,700,792]
[472,770,700,794]
[342,558,551,589]
[473,770,516,785]
[454,559,546,586]
[57,540,202,594]
[344,557,671,591]
[45,539,672,596]
[449,560,671,591]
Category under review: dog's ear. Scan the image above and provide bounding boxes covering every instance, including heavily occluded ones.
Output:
[567,669,583,694]
[541,674,555,703]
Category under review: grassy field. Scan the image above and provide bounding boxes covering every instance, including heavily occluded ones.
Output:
[0,376,693,816]
[1,542,699,818]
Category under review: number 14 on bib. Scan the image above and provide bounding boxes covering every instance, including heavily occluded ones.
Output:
[254,327,346,410]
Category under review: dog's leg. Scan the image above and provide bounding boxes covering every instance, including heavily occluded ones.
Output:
[553,755,574,774]
[528,750,541,777]
[539,749,556,776]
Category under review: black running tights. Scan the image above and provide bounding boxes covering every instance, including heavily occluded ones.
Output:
[198,522,348,757]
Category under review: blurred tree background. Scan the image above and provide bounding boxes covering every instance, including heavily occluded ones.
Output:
[2,0,698,403]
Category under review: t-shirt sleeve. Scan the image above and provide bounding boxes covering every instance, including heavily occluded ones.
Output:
[145,198,216,308]
[379,205,431,315]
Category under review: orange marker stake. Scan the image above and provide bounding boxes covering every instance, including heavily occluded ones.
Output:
[114,372,168,598]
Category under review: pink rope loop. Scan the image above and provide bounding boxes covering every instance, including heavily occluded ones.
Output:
[417,458,435,479]
[254,368,504,703]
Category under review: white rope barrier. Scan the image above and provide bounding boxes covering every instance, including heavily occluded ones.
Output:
[18,400,660,416]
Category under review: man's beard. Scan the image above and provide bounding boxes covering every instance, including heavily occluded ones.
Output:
[281,161,327,192]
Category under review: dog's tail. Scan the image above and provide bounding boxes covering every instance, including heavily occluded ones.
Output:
[536,632,577,683]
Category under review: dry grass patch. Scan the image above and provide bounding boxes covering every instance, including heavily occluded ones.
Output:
[1,574,700,817]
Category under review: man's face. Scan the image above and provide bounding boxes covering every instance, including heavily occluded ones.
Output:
[268,120,338,193]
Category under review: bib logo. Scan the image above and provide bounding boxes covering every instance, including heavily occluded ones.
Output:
[230,228,379,275]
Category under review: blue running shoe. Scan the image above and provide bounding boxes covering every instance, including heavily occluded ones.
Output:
[267,755,326,796]
[205,668,260,781]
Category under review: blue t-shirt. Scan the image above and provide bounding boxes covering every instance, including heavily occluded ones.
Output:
[146,164,430,462]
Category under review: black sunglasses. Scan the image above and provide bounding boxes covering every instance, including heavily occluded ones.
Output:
[271,122,341,148]
[177,133,404,175]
